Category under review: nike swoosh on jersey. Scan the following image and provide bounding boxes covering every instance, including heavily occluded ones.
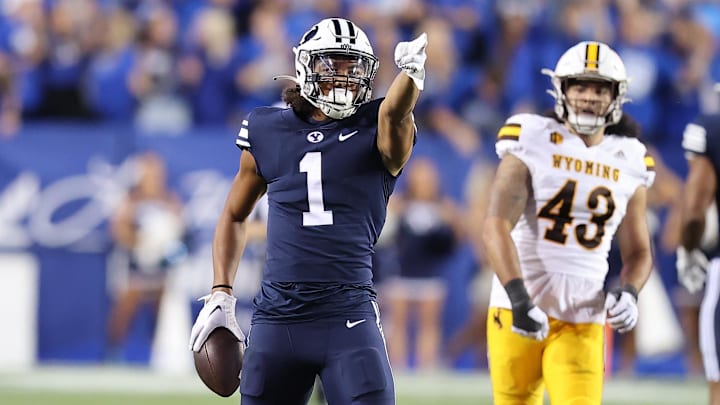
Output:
[338,130,359,142]
[345,319,367,328]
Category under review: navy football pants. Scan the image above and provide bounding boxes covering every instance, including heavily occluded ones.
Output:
[240,304,394,404]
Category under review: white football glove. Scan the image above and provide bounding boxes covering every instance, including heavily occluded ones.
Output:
[189,291,246,352]
[511,304,550,341]
[676,247,708,294]
[394,32,427,91]
[605,287,638,334]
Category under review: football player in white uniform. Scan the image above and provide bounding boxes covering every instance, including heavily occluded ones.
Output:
[482,41,655,404]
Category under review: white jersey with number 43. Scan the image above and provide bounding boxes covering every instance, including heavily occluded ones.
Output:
[488,113,655,324]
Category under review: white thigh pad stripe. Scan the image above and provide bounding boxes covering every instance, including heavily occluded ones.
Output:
[700,258,720,381]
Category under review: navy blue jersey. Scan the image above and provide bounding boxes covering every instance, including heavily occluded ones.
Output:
[235,98,403,321]
[683,113,720,258]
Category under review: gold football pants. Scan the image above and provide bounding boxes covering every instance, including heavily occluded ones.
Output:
[487,308,605,405]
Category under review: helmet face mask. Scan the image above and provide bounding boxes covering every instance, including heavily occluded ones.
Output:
[562,78,616,135]
[294,19,378,120]
[542,41,629,136]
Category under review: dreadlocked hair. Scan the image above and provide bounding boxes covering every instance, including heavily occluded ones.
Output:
[542,109,641,138]
[282,86,317,120]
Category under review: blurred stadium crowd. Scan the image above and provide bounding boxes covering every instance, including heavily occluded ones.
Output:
[1,0,718,151]
[2,0,720,376]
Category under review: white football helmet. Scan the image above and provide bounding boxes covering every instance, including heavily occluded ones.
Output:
[542,41,629,135]
[292,18,378,120]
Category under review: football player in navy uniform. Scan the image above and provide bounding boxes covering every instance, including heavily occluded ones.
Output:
[676,89,720,405]
[189,18,427,404]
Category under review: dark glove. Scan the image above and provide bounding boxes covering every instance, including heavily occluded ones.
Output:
[505,278,549,340]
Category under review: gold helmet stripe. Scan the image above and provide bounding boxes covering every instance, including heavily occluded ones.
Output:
[585,43,600,70]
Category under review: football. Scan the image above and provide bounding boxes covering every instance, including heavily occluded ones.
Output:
[193,327,244,397]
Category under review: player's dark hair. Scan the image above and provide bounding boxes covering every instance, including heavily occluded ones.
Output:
[542,109,641,138]
[282,86,318,120]
[606,114,641,138]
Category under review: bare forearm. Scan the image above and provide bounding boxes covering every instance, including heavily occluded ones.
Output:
[681,218,706,250]
[619,248,653,292]
[482,155,530,285]
[212,212,248,288]
[377,73,419,175]
[482,218,523,284]
[680,156,716,250]
[381,73,419,123]
[616,186,654,293]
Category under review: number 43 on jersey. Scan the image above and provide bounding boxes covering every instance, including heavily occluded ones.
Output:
[538,180,615,249]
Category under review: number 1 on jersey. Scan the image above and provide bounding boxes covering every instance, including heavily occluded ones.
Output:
[300,152,333,226]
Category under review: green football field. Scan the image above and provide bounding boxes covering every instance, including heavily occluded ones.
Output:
[0,366,708,404]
